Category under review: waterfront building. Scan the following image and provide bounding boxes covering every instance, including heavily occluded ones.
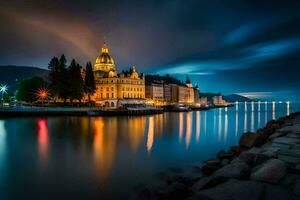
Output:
[92,43,145,108]
[212,95,226,106]
[145,83,164,103]
[200,96,208,107]
[163,84,172,102]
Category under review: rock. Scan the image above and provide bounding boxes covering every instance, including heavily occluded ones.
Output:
[217,150,235,160]
[230,146,243,154]
[185,193,212,200]
[293,179,300,196]
[238,151,256,166]
[192,176,227,191]
[221,159,229,166]
[201,160,221,176]
[199,179,264,200]
[161,182,190,200]
[213,161,251,179]
[263,184,293,200]
[259,147,280,158]
[134,188,157,200]
[278,154,300,165]
[166,175,197,186]
[278,149,300,158]
[287,133,300,138]
[273,137,300,145]
[239,132,268,148]
[262,127,275,136]
[251,159,286,183]
[254,153,273,166]
[278,124,300,134]
[239,132,259,148]
[269,132,287,139]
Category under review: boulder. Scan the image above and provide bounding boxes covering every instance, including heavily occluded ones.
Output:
[161,182,190,200]
[273,137,300,145]
[293,179,300,196]
[239,132,258,148]
[238,151,256,166]
[213,161,251,179]
[230,146,243,154]
[192,176,227,191]
[201,160,221,176]
[269,132,287,139]
[251,159,286,183]
[263,184,293,200]
[278,154,300,165]
[217,150,235,160]
[199,179,264,200]
[239,132,268,148]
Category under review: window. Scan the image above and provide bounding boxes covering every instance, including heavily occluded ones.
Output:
[106,93,109,98]
[112,93,114,98]
[111,87,114,91]
[106,87,109,91]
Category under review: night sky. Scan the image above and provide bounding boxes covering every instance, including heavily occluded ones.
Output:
[1,0,300,100]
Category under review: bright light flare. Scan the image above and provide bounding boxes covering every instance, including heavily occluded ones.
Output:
[35,88,50,100]
[0,85,7,93]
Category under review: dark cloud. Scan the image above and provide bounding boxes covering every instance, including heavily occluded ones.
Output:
[0,0,300,98]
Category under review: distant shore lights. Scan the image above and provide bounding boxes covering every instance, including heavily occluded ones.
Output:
[286,101,290,116]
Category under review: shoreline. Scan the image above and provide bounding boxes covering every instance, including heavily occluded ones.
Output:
[134,111,300,200]
[0,104,232,118]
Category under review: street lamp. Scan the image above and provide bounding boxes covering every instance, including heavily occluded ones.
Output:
[35,87,50,105]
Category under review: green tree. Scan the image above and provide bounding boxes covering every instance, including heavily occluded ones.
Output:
[3,91,14,103]
[68,59,84,103]
[84,62,96,102]
[16,77,46,102]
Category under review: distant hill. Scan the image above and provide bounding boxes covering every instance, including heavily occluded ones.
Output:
[0,65,49,92]
[223,94,251,102]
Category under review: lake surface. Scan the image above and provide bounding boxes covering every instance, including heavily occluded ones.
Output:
[0,102,299,199]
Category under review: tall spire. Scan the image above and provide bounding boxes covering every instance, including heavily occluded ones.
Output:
[101,42,109,53]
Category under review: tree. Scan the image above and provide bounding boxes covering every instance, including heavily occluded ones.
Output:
[48,56,59,100]
[3,91,14,103]
[16,77,47,102]
[57,54,69,102]
[84,62,96,102]
[68,59,84,103]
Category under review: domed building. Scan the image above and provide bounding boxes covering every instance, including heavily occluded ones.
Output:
[92,43,145,108]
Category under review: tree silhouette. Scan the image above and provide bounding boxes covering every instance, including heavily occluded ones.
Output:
[68,59,84,103]
[84,62,96,103]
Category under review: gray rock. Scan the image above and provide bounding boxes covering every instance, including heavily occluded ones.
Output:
[263,184,293,200]
[273,137,300,145]
[278,124,300,134]
[213,161,250,179]
[287,133,300,138]
[192,176,213,191]
[278,149,300,158]
[251,159,286,183]
[199,179,264,200]
[238,151,256,166]
[269,132,287,139]
[161,182,190,200]
[192,176,227,191]
[278,154,300,165]
[221,159,229,166]
[293,179,300,196]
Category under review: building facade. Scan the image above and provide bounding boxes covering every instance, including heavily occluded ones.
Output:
[92,43,145,108]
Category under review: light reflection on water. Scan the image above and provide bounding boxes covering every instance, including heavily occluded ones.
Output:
[0,102,298,199]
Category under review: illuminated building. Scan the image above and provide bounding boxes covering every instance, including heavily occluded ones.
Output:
[145,83,164,102]
[212,95,226,106]
[92,43,145,108]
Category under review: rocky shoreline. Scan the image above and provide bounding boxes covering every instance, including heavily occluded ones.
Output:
[135,111,300,200]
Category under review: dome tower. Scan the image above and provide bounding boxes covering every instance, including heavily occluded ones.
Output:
[94,43,116,73]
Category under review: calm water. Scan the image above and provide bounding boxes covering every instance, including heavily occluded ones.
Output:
[0,102,299,199]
